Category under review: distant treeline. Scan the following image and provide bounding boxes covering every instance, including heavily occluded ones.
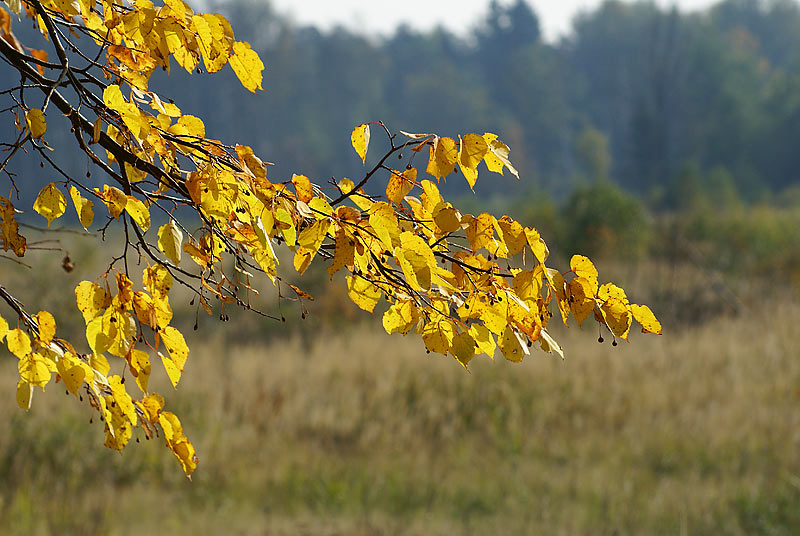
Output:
[5,0,800,205]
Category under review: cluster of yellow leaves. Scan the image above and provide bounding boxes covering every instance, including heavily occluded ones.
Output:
[22,0,265,93]
[0,252,195,474]
[340,126,659,368]
[73,267,196,474]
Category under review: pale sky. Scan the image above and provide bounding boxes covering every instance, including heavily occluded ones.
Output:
[270,0,717,42]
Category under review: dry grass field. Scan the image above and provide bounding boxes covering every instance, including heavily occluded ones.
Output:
[1,281,798,534]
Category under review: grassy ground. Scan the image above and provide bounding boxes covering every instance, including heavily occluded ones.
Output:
[1,289,798,534]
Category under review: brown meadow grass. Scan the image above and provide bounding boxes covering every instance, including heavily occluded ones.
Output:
[1,295,798,534]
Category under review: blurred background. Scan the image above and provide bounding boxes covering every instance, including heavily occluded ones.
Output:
[1,0,800,534]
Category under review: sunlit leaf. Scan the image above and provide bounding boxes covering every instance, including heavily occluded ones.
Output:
[498,325,524,362]
[346,275,381,313]
[69,186,94,230]
[75,281,110,324]
[33,183,67,226]
[229,41,264,93]
[19,353,51,388]
[157,219,183,265]
[426,136,457,180]
[350,123,370,165]
[386,168,415,204]
[7,328,31,358]
[450,331,476,368]
[36,311,56,345]
[631,304,662,335]
[125,196,151,231]
[160,326,188,372]
[25,108,46,139]
[570,255,598,295]
[16,380,32,411]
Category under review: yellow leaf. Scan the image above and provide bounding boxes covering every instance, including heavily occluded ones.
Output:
[96,185,127,219]
[458,133,488,189]
[346,275,381,313]
[56,353,86,396]
[368,202,400,250]
[0,314,7,341]
[479,293,508,336]
[16,380,32,410]
[160,352,182,388]
[160,326,188,371]
[183,241,212,269]
[291,173,314,203]
[513,267,544,304]
[570,255,598,295]
[129,348,151,393]
[293,219,329,274]
[350,124,370,165]
[396,232,436,291]
[90,352,110,377]
[125,196,151,231]
[18,353,51,388]
[631,304,662,335]
[386,168,415,204]
[382,300,419,335]
[229,41,264,93]
[75,281,109,324]
[157,219,183,265]
[432,203,461,234]
[568,277,596,327]
[459,133,489,169]
[420,179,443,214]
[598,282,629,305]
[235,144,268,178]
[601,298,632,340]
[465,213,496,253]
[252,247,277,282]
[168,114,205,140]
[498,326,524,362]
[548,269,570,325]
[85,316,114,355]
[0,196,26,257]
[192,13,232,73]
[422,316,455,355]
[308,197,333,218]
[33,183,67,226]
[482,135,519,179]
[450,332,476,368]
[327,226,355,278]
[69,186,94,230]
[7,328,31,358]
[143,264,173,300]
[468,324,496,358]
[497,216,526,256]
[104,394,133,451]
[25,108,46,139]
[109,375,137,425]
[159,411,197,476]
[539,329,564,358]
[102,311,136,358]
[140,393,164,422]
[426,136,458,180]
[524,227,549,264]
[36,311,56,345]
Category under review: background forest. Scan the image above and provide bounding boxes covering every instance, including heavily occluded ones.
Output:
[1,0,799,534]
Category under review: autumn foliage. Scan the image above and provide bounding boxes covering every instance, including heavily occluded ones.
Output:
[0,0,660,476]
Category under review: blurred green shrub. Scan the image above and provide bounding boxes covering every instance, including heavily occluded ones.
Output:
[559,181,650,260]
